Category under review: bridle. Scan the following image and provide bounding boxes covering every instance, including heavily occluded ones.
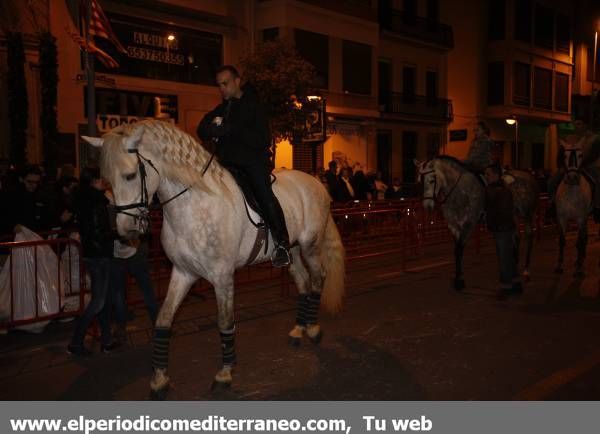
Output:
[112,148,209,231]
[564,147,583,185]
[420,160,464,205]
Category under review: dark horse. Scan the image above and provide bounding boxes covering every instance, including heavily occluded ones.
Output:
[416,156,539,290]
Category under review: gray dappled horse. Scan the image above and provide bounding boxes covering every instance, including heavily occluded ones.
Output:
[416,156,539,290]
[83,120,345,398]
[555,140,593,277]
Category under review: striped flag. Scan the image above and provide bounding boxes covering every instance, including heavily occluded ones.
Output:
[66,27,120,68]
[85,0,127,54]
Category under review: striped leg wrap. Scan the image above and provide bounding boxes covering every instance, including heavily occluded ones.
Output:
[152,327,171,370]
[220,328,237,367]
[305,292,321,325]
[295,294,310,327]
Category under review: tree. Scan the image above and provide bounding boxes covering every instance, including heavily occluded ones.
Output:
[6,31,28,167]
[239,40,316,161]
[39,31,59,178]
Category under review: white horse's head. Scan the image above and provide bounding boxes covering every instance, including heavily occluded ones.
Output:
[560,138,584,185]
[82,123,160,239]
[415,158,438,212]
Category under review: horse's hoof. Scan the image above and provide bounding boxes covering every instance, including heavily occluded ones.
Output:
[308,330,323,345]
[554,267,564,274]
[149,385,169,401]
[288,336,302,347]
[211,380,231,392]
[454,278,465,291]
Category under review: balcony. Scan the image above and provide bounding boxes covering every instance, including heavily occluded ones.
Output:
[379,10,453,49]
[379,92,453,122]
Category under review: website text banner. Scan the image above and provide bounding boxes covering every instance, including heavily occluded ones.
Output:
[2,401,599,434]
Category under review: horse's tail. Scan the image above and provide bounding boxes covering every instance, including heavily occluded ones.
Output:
[320,213,346,314]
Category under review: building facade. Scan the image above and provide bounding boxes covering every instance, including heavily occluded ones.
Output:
[444,0,574,171]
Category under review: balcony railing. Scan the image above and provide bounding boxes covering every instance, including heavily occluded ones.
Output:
[379,92,453,121]
[379,10,453,49]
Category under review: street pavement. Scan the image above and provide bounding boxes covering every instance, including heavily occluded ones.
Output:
[3,227,600,400]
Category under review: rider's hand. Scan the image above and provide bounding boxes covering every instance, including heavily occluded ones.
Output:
[212,116,223,126]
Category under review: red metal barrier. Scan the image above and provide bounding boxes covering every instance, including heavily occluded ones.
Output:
[0,195,558,330]
[0,236,86,329]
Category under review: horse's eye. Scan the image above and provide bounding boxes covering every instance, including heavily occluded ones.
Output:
[125,172,137,181]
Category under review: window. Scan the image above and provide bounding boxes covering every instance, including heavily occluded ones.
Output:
[487,61,504,105]
[514,0,531,43]
[427,132,441,159]
[555,72,569,112]
[587,46,600,83]
[531,143,545,170]
[94,13,223,85]
[403,0,417,24]
[262,27,279,42]
[533,67,552,109]
[488,0,505,40]
[426,70,438,103]
[378,60,392,107]
[402,131,417,183]
[295,29,329,89]
[343,40,372,95]
[513,62,531,106]
[426,0,439,31]
[534,4,554,50]
[427,0,439,22]
[555,13,571,54]
[402,66,416,102]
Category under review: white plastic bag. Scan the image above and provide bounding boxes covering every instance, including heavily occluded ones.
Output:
[0,226,61,332]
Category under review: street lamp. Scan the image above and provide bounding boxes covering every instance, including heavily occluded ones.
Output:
[505,116,519,168]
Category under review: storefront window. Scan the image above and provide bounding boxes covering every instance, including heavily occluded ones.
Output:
[94,13,223,85]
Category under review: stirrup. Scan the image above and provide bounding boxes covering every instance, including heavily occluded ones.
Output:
[271,245,292,267]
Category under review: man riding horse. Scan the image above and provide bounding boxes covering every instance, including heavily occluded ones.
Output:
[464,121,495,174]
[548,116,600,222]
[197,65,292,267]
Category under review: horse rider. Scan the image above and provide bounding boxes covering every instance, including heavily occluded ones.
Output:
[548,116,600,222]
[484,163,522,300]
[197,65,292,267]
[464,121,495,174]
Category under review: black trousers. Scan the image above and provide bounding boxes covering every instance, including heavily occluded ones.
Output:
[232,163,290,247]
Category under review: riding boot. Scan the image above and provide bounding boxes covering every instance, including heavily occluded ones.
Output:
[267,198,292,268]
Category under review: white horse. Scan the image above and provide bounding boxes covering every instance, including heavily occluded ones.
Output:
[83,120,345,398]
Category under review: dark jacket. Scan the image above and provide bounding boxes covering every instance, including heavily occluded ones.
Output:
[75,187,114,258]
[5,184,55,233]
[351,171,370,200]
[197,83,271,167]
[485,180,515,232]
[325,170,338,198]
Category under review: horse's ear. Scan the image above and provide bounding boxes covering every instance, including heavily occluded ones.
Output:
[125,126,144,150]
[81,136,104,148]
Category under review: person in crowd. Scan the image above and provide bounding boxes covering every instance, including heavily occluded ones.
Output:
[484,163,522,300]
[386,177,404,199]
[337,167,355,203]
[324,160,339,200]
[373,172,388,200]
[465,121,495,173]
[54,175,78,231]
[351,164,371,200]
[5,165,54,234]
[67,167,119,356]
